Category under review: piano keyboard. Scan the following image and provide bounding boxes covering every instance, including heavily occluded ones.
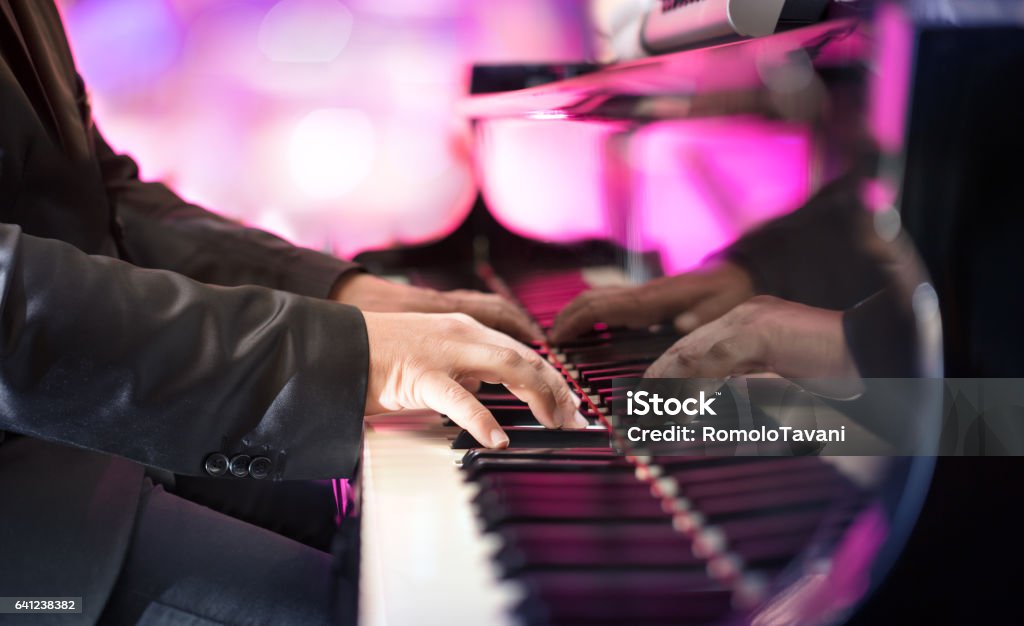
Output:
[360,268,869,626]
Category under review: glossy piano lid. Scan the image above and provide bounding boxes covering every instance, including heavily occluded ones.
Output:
[459,18,867,122]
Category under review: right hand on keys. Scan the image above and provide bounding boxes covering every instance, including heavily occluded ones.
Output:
[548,260,755,343]
[363,312,586,448]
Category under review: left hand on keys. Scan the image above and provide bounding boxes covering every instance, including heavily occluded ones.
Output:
[645,296,864,399]
[332,273,542,343]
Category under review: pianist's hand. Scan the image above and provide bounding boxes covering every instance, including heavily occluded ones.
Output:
[363,311,585,447]
[332,273,542,342]
[548,261,754,343]
[645,296,864,398]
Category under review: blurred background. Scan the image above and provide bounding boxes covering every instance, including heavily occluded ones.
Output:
[56,0,820,276]
[56,0,593,258]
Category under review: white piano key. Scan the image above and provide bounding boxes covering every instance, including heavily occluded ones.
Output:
[359,411,523,626]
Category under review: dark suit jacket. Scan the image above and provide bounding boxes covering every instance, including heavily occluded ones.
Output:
[0,1,369,620]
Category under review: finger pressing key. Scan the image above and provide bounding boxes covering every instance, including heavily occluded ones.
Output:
[470,328,582,428]
[418,370,508,448]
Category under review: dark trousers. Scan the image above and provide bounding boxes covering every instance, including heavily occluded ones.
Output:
[166,474,341,552]
[99,480,338,625]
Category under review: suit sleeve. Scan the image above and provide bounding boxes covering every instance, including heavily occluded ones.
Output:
[90,120,362,299]
[720,175,890,311]
[843,287,919,377]
[0,223,367,479]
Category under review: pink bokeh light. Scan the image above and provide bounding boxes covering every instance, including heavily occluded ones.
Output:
[59,0,592,257]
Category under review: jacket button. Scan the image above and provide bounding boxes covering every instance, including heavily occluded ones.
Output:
[249,457,272,480]
[229,454,252,478]
[204,453,229,477]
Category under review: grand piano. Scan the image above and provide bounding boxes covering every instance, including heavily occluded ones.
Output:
[330,2,1024,625]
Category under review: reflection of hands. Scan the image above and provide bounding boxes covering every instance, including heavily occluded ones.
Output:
[332,273,541,342]
[364,312,584,449]
[549,261,754,343]
[646,296,863,398]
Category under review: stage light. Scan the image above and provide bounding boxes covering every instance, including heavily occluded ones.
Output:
[288,108,376,201]
[258,0,354,63]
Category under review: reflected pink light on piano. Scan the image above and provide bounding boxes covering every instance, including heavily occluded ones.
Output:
[526,110,570,121]
[870,3,913,154]
[751,504,888,626]
[478,115,809,274]
[331,478,352,521]
[476,119,621,242]
[632,118,811,273]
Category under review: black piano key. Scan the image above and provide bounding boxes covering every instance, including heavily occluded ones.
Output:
[476,392,522,402]
[500,520,684,545]
[445,407,599,427]
[497,535,703,570]
[689,509,860,565]
[693,483,860,521]
[471,471,638,489]
[551,326,678,350]
[518,572,732,625]
[574,363,648,377]
[445,413,533,427]
[710,506,858,546]
[559,333,676,351]
[479,497,668,527]
[467,462,637,483]
[451,426,610,450]
[573,354,651,368]
[726,526,849,571]
[470,405,598,418]
[564,347,672,367]
[576,359,649,373]
[680,467,848,500]
[461,447,620,468]
[477,382,510,395]
[596,366,641,387]
[517,569,722,593]
[661,455,831,482]
[462,447,625,465]
[495,522,704,573]
[477,484,659,508]
[579,377,645,393]
[581,372,648,388]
